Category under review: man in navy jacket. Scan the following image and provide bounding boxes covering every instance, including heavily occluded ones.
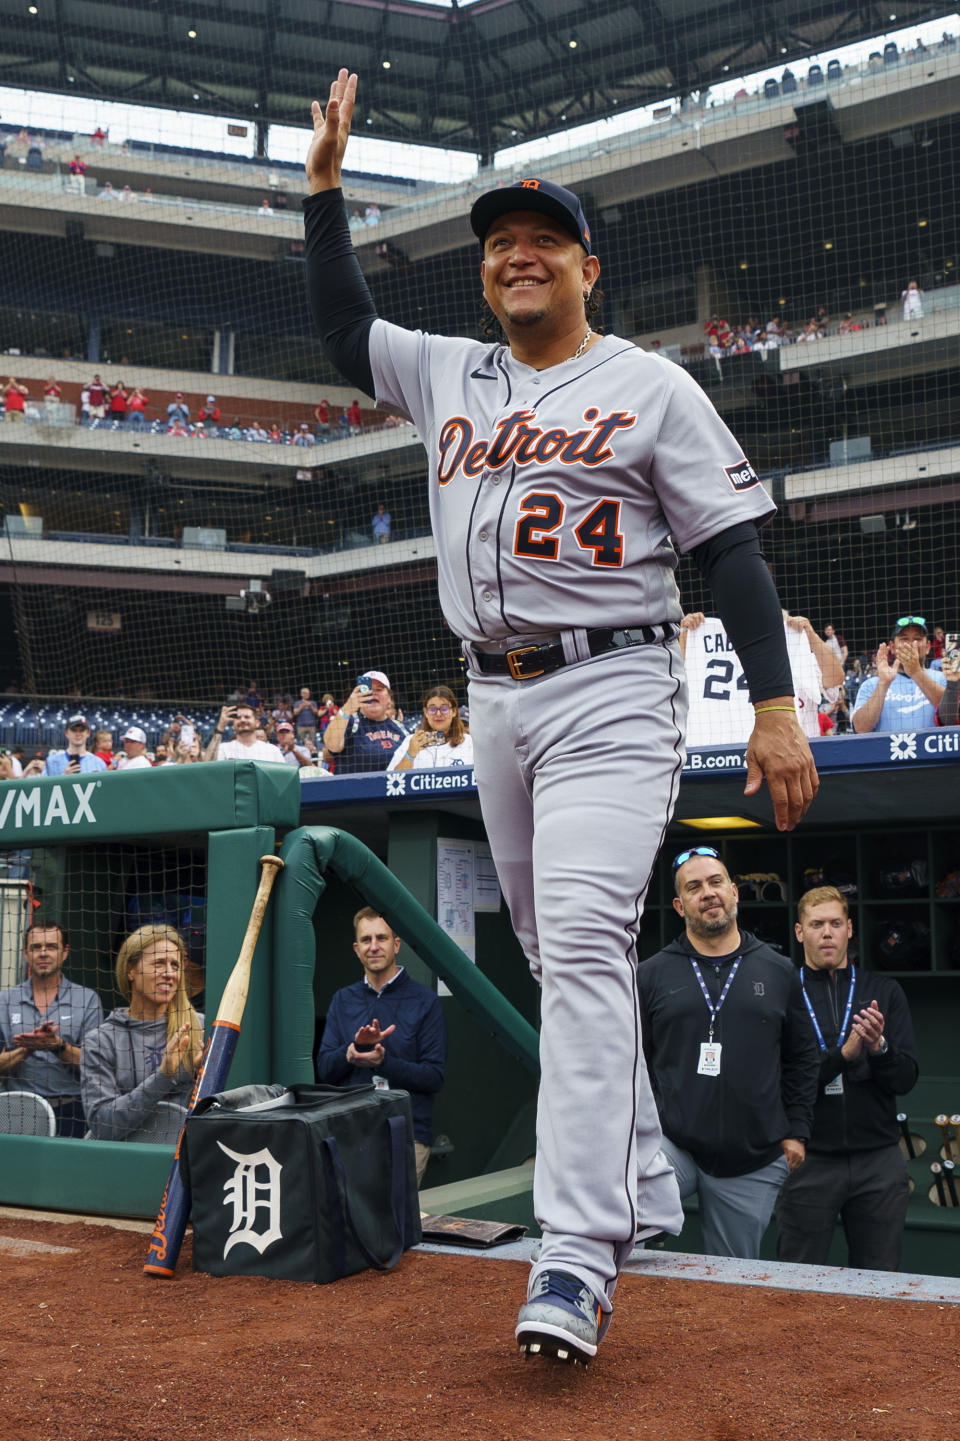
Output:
[776,885,918,1270]
[316,907,447,1184]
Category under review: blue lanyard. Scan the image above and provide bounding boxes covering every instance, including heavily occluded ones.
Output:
[689,955,742,1042]
[800,964,856,1052]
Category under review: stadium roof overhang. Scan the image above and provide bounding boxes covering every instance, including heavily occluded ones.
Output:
[0,0,947,161]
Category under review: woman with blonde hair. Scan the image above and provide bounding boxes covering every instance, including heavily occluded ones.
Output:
[388,684,473,771]
[81,924,204,1141]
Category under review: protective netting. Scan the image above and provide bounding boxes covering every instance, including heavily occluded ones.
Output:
[0,11,957,751]
[0,839,206,1140]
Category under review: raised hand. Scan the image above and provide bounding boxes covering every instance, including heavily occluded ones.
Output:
[306,69,358,193]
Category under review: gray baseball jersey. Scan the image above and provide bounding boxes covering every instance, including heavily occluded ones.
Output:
[368,323,775,642]
[366,316,775,1327]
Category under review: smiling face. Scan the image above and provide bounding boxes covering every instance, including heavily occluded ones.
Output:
[673,857,739,943]
[796,900,852,972]
[353,915,401,990]
[481,211,599,339]
[423,692,455,735]
[127,939,182,1018]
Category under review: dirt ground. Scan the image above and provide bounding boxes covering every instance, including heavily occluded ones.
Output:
[0,1214,957,1441]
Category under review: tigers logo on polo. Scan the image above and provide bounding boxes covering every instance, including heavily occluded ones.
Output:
[219,1141,283,1256]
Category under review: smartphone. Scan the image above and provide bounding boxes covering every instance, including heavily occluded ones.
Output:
[180,723,195,747]
[946,633,960,662]
[356,673,373,695]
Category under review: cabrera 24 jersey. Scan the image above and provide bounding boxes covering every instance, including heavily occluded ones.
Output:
[367,324,776,645]
[684,617,824,746]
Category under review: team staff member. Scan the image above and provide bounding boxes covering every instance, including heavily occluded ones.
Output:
[0,923,103,1136]
[316,907,446,1184]
[776,886,918,1271]
[303,71,817,1366]
[638,848,819,1259]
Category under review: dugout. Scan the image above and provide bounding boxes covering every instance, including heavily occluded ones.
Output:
[0,761,299,1215]
[299,734,960,1277]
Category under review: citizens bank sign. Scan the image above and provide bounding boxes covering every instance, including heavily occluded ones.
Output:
[0,780,98,832]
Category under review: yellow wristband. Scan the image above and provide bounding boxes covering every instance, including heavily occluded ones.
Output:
[754,705,796,713]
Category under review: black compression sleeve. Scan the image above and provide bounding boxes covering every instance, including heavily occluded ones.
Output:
[690,522,794,703]
[302,188,377,396]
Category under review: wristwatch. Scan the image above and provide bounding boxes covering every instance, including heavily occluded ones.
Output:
[875,1036,889,1056]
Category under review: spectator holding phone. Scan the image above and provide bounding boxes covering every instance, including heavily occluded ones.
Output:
[388,686,473,771]
[0,923,103,1136]
[203,703,285,762]
[43,713,107,776]
[81,925,204,1142]
[851,618,945,732]
[323,670,406,773]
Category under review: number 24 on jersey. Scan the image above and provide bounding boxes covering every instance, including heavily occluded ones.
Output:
[513,490,624,567]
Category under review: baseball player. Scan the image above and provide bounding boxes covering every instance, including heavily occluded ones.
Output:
[303,70,818,1367]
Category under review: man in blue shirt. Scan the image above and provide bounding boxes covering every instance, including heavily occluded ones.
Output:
[43,714,108,776]
[852,618,945,733]
[0,922,103,1135]
[316,907,447,1184]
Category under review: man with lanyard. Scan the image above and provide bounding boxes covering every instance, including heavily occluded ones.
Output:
[776,886,918,1271]
[638,848,819,1258]
[0,923,103,1136]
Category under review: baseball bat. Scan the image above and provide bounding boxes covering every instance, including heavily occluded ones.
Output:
[939,1118,957,1164]
[896,1111,924,1160]
[930,1162,948,1208]
[935,1113,951,1159]
[944,1160,959,1208]
[143,853,284,1278]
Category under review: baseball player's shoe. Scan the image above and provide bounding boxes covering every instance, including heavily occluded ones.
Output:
[516,1270,602,1366]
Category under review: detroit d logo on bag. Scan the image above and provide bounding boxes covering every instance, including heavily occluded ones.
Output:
[218,1141,283,1257]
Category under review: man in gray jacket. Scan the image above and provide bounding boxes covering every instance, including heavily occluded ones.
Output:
[0,923,103,1136]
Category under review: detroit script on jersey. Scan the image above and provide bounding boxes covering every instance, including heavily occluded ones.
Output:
[369,323,775,643]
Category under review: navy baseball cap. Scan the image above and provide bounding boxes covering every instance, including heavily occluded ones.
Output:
[470,178,592,254]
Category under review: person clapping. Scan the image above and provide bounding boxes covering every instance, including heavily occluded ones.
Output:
[81,926,204,1141]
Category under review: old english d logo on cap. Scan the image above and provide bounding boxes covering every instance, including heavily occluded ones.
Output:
[521,179,542,189]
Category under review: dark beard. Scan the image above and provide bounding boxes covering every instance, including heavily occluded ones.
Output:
[686,903,737,942]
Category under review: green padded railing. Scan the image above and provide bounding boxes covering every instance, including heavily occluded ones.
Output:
[273,826,540,1084]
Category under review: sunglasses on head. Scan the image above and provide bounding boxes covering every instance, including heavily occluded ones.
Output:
[672,846,720,871]
[895,616,926,629]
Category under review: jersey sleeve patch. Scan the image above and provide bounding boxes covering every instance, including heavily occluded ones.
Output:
[724,460,760,492]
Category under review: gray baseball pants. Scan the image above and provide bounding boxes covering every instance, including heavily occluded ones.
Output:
[466,636,688,1317]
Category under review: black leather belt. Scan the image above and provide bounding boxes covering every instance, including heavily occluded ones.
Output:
[472,624,679,681]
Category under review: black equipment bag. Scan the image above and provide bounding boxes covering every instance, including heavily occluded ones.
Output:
[181,1082,421,1283]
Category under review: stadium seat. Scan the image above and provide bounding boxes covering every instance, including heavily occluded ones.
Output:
[883,42,899,65]
[827,59,843,81]
[0,1092,56,1135]
[781,71,798,95]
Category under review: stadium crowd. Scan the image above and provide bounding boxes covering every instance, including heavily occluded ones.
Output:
[0,618,955,785]
[0,374,418,447]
